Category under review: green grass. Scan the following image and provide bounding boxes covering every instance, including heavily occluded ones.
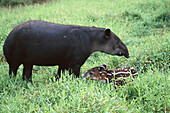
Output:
[0,0,170,112]
[0,0,50,6]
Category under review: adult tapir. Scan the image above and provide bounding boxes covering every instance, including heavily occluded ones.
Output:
[3,20,130,82]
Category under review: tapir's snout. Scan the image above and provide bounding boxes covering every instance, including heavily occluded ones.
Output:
[117,41,130,59]
[125,55,130,58]
[82,73,87,77]
[123,51,130,58]
[124,52,130,58]
[116,51,130,58]
[124,48,130,58]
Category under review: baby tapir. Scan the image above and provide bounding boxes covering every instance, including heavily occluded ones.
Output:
[83,64,138,87]
[3,20,129,82]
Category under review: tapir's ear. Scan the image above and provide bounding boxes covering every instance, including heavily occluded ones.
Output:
[105,28,111,37]
[98,67,105,71]
[102,64,107,69]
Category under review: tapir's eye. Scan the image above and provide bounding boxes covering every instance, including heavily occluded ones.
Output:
[89,72,94,76]
[98,67,104,71]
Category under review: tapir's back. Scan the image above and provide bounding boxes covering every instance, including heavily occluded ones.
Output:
[3,20,93,66]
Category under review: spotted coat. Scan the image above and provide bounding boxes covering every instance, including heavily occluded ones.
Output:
[83,64,138,87]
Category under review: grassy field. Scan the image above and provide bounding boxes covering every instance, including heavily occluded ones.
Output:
[0,0,170,112]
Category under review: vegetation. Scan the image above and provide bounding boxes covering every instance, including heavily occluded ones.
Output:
[0,0,50,6]
[0,0,169,112]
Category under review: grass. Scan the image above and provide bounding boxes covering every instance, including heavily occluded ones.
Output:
[0,0,50,6]
[0,0,170,112]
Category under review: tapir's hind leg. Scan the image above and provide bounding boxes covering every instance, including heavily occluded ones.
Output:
[56,66,72,80]
[57,66,62,79]
[56,66,66,80]
[22,64,33,82]
[72,65,80,78]
[9,63,21,77]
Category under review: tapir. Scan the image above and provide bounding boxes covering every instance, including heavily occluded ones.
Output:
[82,64,138,87]
[3,20,130,82]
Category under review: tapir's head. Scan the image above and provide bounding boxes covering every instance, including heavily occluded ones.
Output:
[82,64,106,77]
[93,28,130,58]
[82,64,109,84]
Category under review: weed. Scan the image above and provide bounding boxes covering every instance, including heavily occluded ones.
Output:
[0,0,169,112]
